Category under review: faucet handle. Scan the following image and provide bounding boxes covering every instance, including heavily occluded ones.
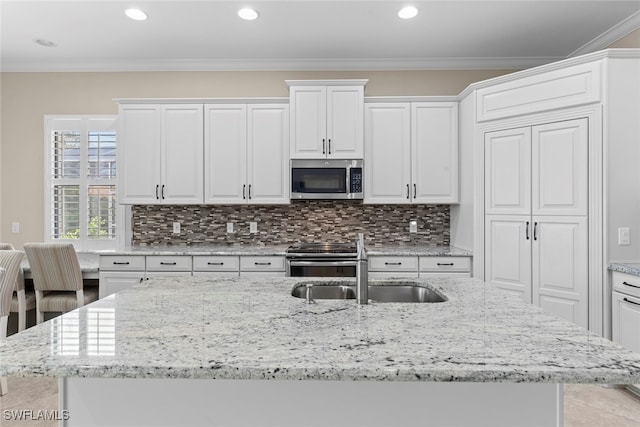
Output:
[305,283,316,304]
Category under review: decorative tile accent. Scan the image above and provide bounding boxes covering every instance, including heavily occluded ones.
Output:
[131,202,449,246]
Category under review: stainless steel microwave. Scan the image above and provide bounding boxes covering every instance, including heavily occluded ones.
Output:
[291,159,363,200]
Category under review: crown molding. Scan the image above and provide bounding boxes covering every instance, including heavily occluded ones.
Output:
[0,56,561,73]
[569,10,640,57]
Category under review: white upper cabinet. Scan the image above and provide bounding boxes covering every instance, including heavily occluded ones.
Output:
[484,127,531,215]
[119,104,203,204]
[532,119,588,216]
[204,103,289,205]
[204,104,247,204]
[411,102,458,204]
[364,101,458,204]
[364,103,411,203]
[288,80,366,159]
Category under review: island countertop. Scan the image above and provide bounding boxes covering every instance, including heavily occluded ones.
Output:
[1,276,639,384]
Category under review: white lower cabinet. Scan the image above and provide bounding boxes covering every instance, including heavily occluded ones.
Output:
[419,256,471,277]
[368,256,418,278]
[99,272,146,299]
[613,290,640,353]
[240,256,285,277]
[192,256,240,277]
[368,255,471,278]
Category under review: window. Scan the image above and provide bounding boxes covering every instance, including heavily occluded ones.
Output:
[45,116,120,251]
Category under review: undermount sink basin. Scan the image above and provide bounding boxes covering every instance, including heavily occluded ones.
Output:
[291,281,447,303]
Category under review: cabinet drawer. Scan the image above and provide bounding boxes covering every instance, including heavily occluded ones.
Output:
[193,256,240,272]
[146,256,192,272]
[419,256,470,272]
[99,255,146,271]
[612,271,640,299]
[369,256,418,272]
[240,256,285,272]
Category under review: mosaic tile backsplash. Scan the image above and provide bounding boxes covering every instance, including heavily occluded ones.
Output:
[131,201,449,246]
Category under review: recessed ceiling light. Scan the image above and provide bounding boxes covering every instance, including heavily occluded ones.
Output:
[125,8,148,21]
[34,38,57,48]
[238,8,259,21]
[398,6,418,19]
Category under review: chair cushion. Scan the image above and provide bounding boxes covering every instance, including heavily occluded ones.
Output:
[38,288,99,313]
[10,290,36,312]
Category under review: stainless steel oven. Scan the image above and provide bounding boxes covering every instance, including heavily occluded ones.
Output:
[290,159,363,200]
[285,242,357,277]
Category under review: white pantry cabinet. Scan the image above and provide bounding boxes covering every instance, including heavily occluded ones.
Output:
[288,80,366,159]
[364,102,458,204]
[484,119,588,328]
[204,104,289,204]
[118,104,204,204]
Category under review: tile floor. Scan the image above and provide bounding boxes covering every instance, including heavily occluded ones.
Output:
[1,377,640,426]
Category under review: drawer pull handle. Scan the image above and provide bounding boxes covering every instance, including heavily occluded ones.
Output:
[622,281,640,289]
[623,297,640,306]
[139,278,144,283]
[385,262,402,266]
[160,262,177,266]
[113,261,130,265]
[255,262,272,266]
[208,262,224,266]
[437,263,454,266]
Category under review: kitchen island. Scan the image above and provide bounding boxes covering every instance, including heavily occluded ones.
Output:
[2,275,640,426]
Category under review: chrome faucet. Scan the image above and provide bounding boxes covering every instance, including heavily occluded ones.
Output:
[356,233,368,304]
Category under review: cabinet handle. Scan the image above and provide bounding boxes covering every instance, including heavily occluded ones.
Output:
[248,184,252,200]
[623,297,640,306]
[526,221,530,240]
[437,263,454,266]
[155,185,159,200]
[322,139,326,154]
[160,262,177,266]
[328,139,332,154]
[533,222,538,241]
[161,185,165,200]
[406,184,410,199]
[139,278,144,283]
[113,261,130,265]
[385,262,402,266]
[413,184,416,199]
[622,281,640,289]
[208,262,224,266]
[254,262,271,266]
[243,184,246,199]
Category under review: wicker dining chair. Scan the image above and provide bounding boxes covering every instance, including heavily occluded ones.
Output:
[24,243,98,324]
[0,243,34,331]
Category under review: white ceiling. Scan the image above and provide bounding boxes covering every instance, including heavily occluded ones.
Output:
[1,0,639,72]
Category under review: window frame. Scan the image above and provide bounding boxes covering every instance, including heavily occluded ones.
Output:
[44,115,124,251]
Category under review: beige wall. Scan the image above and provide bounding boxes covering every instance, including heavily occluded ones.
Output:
[0,69,516,248]
[609,27,640,48]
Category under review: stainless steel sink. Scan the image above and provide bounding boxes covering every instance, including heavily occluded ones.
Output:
[291,281,447,303]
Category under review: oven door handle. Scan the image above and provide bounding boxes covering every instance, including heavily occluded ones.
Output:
[288,260,357,268]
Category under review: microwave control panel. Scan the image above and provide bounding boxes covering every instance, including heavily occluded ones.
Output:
[350,168,363,193]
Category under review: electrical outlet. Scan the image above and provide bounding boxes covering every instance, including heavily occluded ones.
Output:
[172,222,181,234]
[409,220,418,234]
[618,227,630,245]
[249,222,258,233]
[227,222,234,233]
[11,222,20,233]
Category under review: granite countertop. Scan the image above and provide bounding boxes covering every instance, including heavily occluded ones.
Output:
[96,244,472,257]
[2,275,639,384]
[609,263,640,277]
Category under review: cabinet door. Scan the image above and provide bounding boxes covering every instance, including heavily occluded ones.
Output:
[484,215,532,303]
[532,119,588,216]
[247,104,290,204]
[161,105,204,204]
[290,86,326,158]
[204,105,247,204]
[99,272,144,299]
[326,86,364,158]
[484,127,531,215]
[613,291,640,353]
[364,103,411,204]
[118,105,161,204]
[532,216,588,328]
[411,102,458,203]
